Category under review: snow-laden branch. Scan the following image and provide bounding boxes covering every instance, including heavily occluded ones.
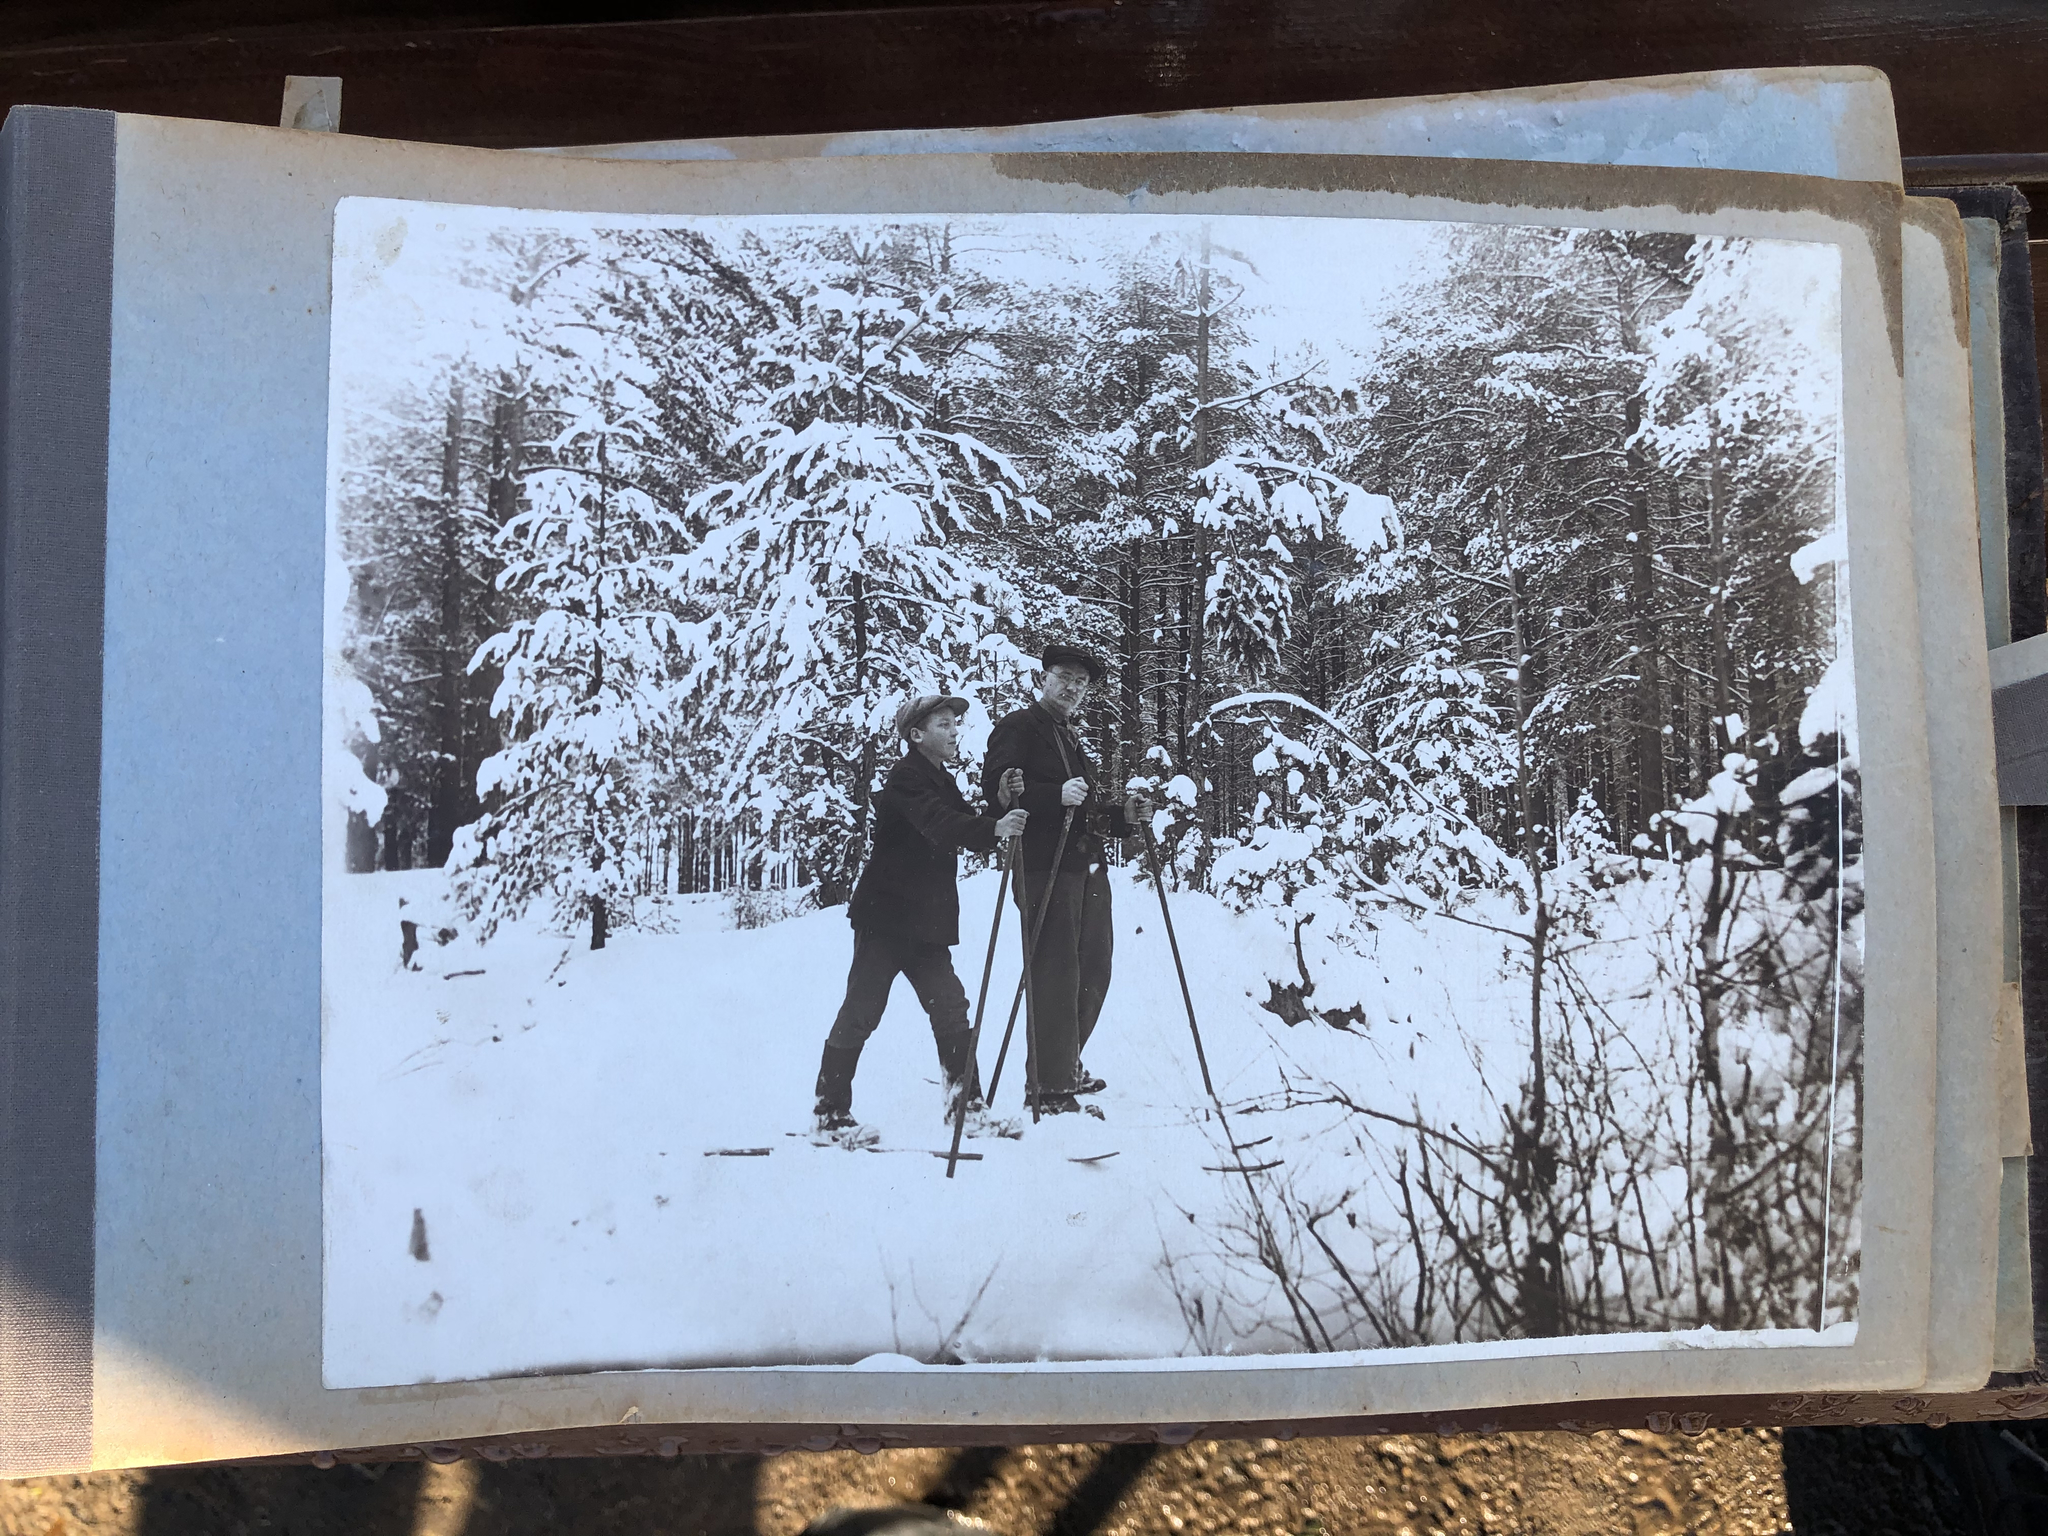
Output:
[1183,363,1322,429]
[1205,690,1511,882]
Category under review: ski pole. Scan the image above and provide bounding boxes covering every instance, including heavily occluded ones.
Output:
[1137,821,1308,1339]
[1140,821,1215,1099]
[985,805,1074,1116]
[945,839,1013,1178]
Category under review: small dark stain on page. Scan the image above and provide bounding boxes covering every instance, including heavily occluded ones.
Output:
[409,1208,431,1261]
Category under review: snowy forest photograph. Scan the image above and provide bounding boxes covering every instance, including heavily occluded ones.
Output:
[320,197,1860,1387]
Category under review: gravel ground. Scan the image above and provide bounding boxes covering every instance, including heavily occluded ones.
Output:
[16,1423,2048,1535]
[0,1428,1827,1536]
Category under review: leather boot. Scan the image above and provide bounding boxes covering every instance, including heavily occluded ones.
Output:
[934,1030,982,1107]
[938,1031,1021,1138]
[814,1041,861,1120]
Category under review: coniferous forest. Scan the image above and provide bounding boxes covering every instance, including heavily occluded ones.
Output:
[326,207,1860,1359]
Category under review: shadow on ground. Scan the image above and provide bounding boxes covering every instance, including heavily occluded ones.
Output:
[131,1454,761,1536]
[9,1425,2042,1535]
[1782,1423,2048,1536]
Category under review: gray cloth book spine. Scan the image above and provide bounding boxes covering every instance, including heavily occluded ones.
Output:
[0,105,113,1479]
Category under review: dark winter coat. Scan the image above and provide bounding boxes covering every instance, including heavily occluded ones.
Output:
[981,702,1135,875]
[846,748,1001,946]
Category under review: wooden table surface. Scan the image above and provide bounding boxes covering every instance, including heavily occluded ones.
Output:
[0,1,2044,156]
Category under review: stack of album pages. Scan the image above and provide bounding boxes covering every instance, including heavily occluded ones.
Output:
[0,63,2040,1475]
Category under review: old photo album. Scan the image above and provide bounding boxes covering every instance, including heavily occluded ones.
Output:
[0,75,2016,1471]
[325,200,1863,1388]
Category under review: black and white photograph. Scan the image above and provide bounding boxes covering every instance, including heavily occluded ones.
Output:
[320,196,1858,1388]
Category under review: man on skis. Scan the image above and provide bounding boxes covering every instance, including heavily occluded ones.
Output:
[982,644,1151,1119]
[811,693,1028,1148]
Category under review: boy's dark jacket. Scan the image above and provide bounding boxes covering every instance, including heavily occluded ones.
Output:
[845,748,1000,946]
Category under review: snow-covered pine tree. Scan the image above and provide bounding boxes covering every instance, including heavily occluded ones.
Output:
[1354,606,1516,895]
[1201,684,1404,1030]
[1195,675,1521,1086]
[451,249,693,946]
[1195,466,1424,905]
[679,228,1041,905]
[1195,455,1389,679]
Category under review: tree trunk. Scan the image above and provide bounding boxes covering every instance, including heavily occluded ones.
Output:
[378,799,407,871]
[822,568,872,910]
[427,381,464,867]
[1120,545,1143,794]
[1494,487,1562,1337]
[345,729,381,873]
[1624,367,1667,840]
[589,432,609,700]
[1706,424,1737,740]
[345,811,378,874]
[1696,418,1743,1321]
[584,432,614,943]
[1174,555,1192,773]
[1189,230,1216,883]
[469,378,524,794]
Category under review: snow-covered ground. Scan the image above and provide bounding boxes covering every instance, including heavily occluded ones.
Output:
[321,860,1844,1386]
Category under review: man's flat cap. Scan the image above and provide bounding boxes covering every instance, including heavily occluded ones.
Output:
[1041,644,1108,682]
[896,693,970,740]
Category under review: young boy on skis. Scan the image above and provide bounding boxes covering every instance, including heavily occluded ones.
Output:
[811,694,1028,1148]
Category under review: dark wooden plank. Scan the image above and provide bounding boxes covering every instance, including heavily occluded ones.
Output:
[0,1,2046,154]
[0,2,986,52]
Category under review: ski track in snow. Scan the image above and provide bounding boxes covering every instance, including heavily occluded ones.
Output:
[320,864,1750,1386]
